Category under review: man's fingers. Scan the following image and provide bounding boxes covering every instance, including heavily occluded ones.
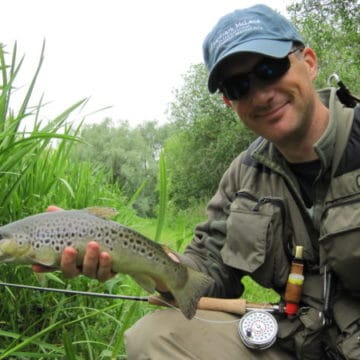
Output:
[41,236,114,281]
[81,241,101,279]
[81,242,114,281]
[46,205,63,212]
[97,252,114,282]
[60,247,81,278]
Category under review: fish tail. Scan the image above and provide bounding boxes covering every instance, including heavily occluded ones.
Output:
[171,267,214,319]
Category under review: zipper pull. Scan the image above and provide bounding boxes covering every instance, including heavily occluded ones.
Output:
[253,198,267,211]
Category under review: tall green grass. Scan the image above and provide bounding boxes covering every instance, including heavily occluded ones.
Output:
[0,41,179,359]
[0,42,278,359]
[0,42,87,222]
[0,42,145,359]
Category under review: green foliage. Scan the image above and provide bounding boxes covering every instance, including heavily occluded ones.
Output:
[0,42,88,221]
[70,119,174,217]
[166,64,256,209]
[0,42,142,358]
[0,265,149,359]
[288,0,360,94]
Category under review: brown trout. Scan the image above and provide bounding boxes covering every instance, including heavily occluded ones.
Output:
[0,208,213,319]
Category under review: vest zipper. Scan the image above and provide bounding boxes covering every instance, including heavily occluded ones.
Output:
[236,191,286,219]
[322,197,360,221]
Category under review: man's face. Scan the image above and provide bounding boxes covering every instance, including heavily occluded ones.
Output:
[218,48,319,150]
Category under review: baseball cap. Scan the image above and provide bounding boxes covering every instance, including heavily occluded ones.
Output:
[203,4,304,93]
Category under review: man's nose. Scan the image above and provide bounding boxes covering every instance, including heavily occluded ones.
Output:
[248,76,276,103]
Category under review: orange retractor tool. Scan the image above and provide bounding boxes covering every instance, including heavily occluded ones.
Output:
[284,245,304,316]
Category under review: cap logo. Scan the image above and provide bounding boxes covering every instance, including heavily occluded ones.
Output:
[209,18,263,54]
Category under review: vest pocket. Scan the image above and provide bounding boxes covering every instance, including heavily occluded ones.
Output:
[333,296,360,360]
[320,195,360,295]
[221,190,291,289]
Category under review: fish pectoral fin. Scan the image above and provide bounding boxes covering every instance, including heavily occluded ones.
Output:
[131,273,156,293]
[32,247,58,267]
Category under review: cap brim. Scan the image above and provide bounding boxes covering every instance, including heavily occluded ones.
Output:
[208,39,293,93]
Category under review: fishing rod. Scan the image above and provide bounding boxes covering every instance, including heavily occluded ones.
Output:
[0,281,149,301]
[0,280,281,313]
[0,246,307,351]
[0,281,283,350]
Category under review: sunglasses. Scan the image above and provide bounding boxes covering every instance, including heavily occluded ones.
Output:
[219,48,303,100]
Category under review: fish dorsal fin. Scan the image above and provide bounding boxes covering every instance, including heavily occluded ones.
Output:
[161,244,172,253]
[84,207,118,219]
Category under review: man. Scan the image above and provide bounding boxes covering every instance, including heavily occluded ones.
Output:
[37,4,360,359]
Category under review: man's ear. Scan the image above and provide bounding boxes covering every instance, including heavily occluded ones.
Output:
[302,47,318,81]
[223,95,232,107]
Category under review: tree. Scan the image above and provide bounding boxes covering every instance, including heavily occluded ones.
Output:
[288,0,360,94]
[166,64,255,209]
[70,119,171,216]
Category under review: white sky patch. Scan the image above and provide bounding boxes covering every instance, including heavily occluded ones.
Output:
[1,0,290,126]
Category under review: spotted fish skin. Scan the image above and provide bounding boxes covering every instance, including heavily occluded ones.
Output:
[0,208,214,319]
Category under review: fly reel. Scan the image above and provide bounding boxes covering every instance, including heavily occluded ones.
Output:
[238,311,278,350]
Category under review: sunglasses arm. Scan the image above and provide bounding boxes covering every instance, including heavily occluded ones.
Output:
[222,94,232,107]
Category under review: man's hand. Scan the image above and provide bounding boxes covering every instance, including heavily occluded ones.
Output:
[65,241,114,281]
[32,206,114,282]
[32,205,179,285]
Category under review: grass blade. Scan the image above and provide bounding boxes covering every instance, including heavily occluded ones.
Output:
[62,327,78,360]
[0,320,65,359]
[154,150,167,242]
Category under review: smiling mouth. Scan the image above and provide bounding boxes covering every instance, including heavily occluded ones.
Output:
[254,102,289,120]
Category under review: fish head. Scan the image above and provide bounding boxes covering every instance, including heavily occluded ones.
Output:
[0,231,34,263]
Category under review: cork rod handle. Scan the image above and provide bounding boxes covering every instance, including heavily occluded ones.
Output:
[149,296,276,315]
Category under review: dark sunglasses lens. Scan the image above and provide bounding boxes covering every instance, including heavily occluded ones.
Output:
[222,76,250,100]
[221,56,291,100]
[255,57,290,80]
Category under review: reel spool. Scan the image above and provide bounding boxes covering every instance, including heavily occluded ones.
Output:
[238,311,278,350]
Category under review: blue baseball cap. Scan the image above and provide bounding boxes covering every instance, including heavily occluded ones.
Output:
[203,4,304,93]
